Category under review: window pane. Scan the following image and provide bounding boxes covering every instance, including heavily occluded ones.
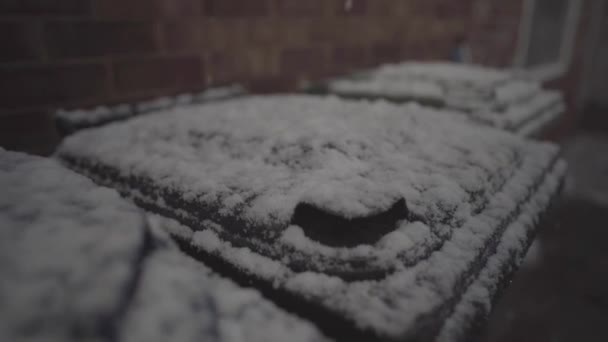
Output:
[525,0,569,67]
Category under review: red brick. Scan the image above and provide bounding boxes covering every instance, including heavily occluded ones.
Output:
[204,0,270,17]
[274,18,312,46]
[44,21,157,59]
[332,46,370,71]
[201,19,252,50]
[402,39,450,61]
[309,18,368,44]
[162,21,202,51]
[156,0,202,17]
[206,48,277,86]
[0,63,108,109]
[206,52,249,85]
[366,0,407,16]
[278,0,325,16]
[113,56,204,93]
[249,19,280,45]
[248,48,279,76]
[307,19,337,42]
[334,0,367,15]
[93,0,155,18]
[280,47,327,76]
[0,0,89,15]
[434,0,473,19]
[0,111,59,156]
[93,0,202,18]
[247,75,298,93]
[0,22,43,63]
[493,1,523,16]
[372,43,402,63]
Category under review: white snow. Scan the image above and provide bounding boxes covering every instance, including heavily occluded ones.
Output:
[502,91,563,129]
[494,80,541,106]
[0,149,146,342]
[148,155,565,340]
[121,241,327,342]
[469,90,564,133]
[329,78,445,103]
[56,104,132,125]
[514,101,564,137]
[55,85,246,132]
[435,160,566,342]
[0,149,327,342]
[373,62,510,87]
[136,96,176,113]
[324,62,564,136]
[57,95,565,340]
[58,96,559,274]
[59,96,541,229]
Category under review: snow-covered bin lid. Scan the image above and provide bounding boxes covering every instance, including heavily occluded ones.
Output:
[55,85,246,136]
[0,149,326,342]
[56,95,566,341]
[314,62,565,136]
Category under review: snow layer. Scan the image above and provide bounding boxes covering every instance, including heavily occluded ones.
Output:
[360,62,509,93]
[57,95,564,340]
[58,95,541,224]
[324,62,564,136]
[121,220,327,342]
[472,90,563,133]
[152,158,565,341]
[0,149,327,342]
[58,96,558,276]
[56,85,246,135]
[0,149,146,342]
[514,101,564,138]
[329,78,444,103]
[56,104,132,126]
[435,160,566,342]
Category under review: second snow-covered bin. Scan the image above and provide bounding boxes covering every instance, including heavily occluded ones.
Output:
[309,62,565,137]
[57,95,565,342]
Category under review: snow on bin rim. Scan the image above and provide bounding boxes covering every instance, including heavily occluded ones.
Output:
[328,77,445,105]
[55,84,246,136]
[57,95,562,280]
[372,61,511,86]
[319,62,564,137]
[328,62,545,107]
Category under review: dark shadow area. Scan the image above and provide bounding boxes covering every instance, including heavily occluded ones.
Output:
[481,126,608,342]
[291,198,409,247]
[580,104,608,133]
[481,199,608,342]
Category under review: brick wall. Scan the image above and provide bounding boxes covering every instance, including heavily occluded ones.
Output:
[0,0,590,154]
[1,0,477,154]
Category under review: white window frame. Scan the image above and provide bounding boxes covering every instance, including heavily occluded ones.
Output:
[513,0,583,81]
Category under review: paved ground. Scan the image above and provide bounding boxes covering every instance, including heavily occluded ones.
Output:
[480,132,608,342]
